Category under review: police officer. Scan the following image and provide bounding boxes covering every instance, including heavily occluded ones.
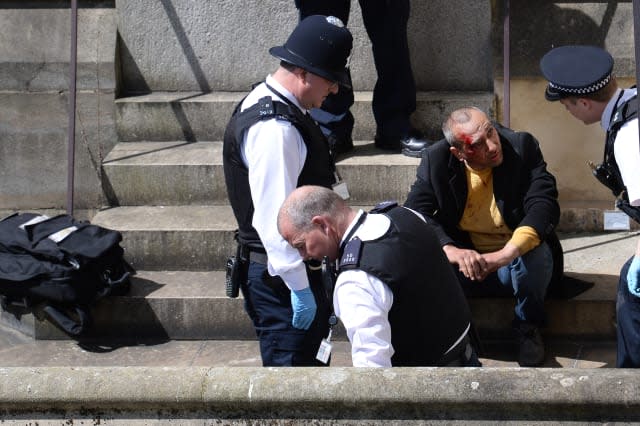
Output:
[540,45,640,367]
[291,0,431,158]
[222,16,353,366]
[278,185,480,367]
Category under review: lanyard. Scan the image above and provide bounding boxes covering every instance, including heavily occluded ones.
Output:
[339,211,367,255]
[265,82,300,110]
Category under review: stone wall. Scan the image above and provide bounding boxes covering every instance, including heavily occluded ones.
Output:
[0,0,636,211]
[0,1,117,211]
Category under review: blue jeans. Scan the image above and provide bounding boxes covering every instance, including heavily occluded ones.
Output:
[456,242,553,326]
[616,256,640,367]
[241,261,330,366]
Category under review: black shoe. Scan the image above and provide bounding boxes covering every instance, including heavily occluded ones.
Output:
[515,322,545,367]
[324,111,354,158]
[328,133,354,157]
[374,133,433,158]
[401,136,430,158]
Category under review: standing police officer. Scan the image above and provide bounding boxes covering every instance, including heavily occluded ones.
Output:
[222,16,353,366]
[291,0,431,158]
[540,45,640,367]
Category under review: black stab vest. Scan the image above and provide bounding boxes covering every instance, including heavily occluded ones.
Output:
[338,205,471,366]
[223,92,336,248]
[598,91,640,223]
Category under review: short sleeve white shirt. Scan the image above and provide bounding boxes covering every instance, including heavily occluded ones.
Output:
[240,75,310,290]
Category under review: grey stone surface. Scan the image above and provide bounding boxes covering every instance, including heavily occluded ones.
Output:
[0,4,117,210]
[0,91,116,210]
[102,141,229,206]
[493,2,636,78]
[0,366,638,422]
[1,231,632,341]
[92,205,237,270]
[0,5,116,91]
[114,91,495,143]
[115,0,493,93]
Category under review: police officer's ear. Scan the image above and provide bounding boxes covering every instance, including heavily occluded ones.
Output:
[311,216,330,235]
[292,67,307,84]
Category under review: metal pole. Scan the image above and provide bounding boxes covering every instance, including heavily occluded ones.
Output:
[67,0,78,216]
[634,0,640,150]
[503,0,510,127]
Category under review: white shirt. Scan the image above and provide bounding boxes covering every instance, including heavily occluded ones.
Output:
[334,209,470,367]
[240,75,310,291]
[334,211,395,367]
[602,87,640,206]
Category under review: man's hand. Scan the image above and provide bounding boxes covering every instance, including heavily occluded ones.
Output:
[627,256,640,298]
[442,245,488,281]
[482,243,520,276]
[290,287,317,329]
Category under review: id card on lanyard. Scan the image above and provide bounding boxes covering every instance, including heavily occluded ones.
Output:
[332,172,350,200]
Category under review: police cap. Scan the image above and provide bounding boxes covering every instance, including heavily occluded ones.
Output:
[540,45,614,101]
[270,15,353,89]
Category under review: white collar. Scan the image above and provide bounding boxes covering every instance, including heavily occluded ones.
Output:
[265,74,307,114]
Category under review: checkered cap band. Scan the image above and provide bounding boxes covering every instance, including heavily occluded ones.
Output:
[548,73,612,95]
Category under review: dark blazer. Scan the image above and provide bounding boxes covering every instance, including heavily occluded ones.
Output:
[405,124,561,267]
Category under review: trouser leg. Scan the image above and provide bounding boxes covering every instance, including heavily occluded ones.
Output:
[496,242,553,326]
[616,256,640,367]
[242,261,330,366]
[359,0,416,138]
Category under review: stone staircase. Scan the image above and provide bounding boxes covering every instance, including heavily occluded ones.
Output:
[4,89,631,357]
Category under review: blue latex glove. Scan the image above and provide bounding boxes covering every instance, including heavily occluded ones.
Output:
[290,287,317,330]
[627,256,640,298]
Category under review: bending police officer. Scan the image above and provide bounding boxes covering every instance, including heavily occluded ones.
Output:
[278,185,480,367]
[540,45,640,367]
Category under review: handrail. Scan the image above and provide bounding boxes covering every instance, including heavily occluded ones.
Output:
[634,0,640,150]
[66,0,78,216]
[503,0,510,128]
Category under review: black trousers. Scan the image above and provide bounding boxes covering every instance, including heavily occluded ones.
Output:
[295,0,417,139]
[243,261,331,366]
[617,256,640,368]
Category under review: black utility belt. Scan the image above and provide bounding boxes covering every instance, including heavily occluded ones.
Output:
[248,250,268,265]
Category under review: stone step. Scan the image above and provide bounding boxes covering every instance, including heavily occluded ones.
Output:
[102,141,227,206]
[115,91,495,142]
[91,204,640,271]
[102,140,421,207]
[4,229,632,341]
[92,205,236,271]
[0,268,618,342]
[0,319,617,368]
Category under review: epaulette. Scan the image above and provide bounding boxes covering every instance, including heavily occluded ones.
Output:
[256,96,275,116]
[369,200,398,214]
[338,237,363,270]
[233,97,300,143]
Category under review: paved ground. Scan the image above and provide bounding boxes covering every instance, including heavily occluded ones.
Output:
[0,321,616,368]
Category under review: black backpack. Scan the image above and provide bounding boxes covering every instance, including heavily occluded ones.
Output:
[0,212,133,336]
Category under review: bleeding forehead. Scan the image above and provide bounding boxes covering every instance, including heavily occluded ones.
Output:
[454,114,489,145]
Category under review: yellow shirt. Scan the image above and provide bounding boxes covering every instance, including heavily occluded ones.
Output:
[458,166,540,254]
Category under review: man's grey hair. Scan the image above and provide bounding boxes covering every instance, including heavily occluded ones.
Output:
[278,186,345,233]
[442,106,485,147]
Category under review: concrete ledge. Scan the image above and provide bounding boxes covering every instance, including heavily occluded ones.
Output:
[0,367,639,422]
